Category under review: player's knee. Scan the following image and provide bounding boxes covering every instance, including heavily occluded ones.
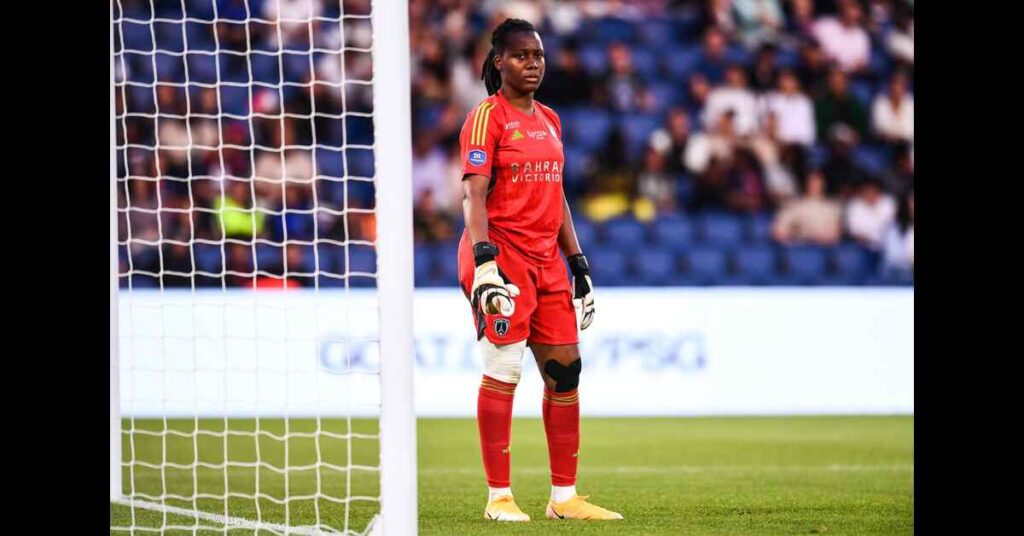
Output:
[480,339,527,384]
[544,358,582,393]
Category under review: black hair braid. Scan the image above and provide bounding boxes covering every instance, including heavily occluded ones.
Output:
[479,18,537,95]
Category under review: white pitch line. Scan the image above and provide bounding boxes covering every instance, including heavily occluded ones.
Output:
[419,464,914,475]
[112,499,345,535]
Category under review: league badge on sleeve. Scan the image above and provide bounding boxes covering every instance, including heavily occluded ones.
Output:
[468,149,487,166]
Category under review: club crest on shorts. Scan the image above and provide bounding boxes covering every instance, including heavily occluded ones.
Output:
[468,149,487,166]
[493,318,510,337]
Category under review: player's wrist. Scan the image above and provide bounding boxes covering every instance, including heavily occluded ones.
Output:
[567,254,590,277]
[473,241,499,267]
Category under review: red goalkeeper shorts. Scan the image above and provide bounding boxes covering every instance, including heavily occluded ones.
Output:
[457,232,579,346]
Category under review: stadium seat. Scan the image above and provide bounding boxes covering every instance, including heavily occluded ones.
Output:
[564,109,612,152]
[563,146,592,188]
[219,86,250,116]
[193,243,223,274]
[630,47,659,79]
[633,248,680,286]
[590,17,637,43]
[698,212,744,248]
[250,54,282,85]
[651,214,694,252]
[154,53,184,83]
[124,53,155,84]
[602,217,648,251]
[619,114,662,160]
[578,44,608,78]
[732,246,778,285]
[315,243,345,275]
[745,213,774,244]
[346,149,375,178]
[414,245,436,287]
[433,240,461,286]
[829,242,872,285]
[663,45,702,81]
[588,250,628,286]
[682,246,727,285]
[852,146,889,177]
[153,22,185,53]
[255,243,284,272]
[282,53,312,83]
[647,82,681,114]
[782,246,827,285]
[638,19,678,47]
[347,246,377,288]
[185,54,218,85]
[573,218,597,251]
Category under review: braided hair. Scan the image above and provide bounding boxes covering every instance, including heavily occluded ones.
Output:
[480,18,538,95]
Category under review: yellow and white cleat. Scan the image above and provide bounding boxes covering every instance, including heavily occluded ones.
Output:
[483,495,531,522]
[546,495,623,520]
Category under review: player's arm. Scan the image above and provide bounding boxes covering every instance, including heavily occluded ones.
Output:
[460,102,519,316]
[558,193,595,330]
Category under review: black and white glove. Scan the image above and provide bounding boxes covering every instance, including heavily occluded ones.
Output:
[471,242,520,316]
[568,254,595,330]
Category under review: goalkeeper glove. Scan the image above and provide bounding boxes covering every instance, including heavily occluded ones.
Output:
[471,242,520,317]
[567,254,595,330]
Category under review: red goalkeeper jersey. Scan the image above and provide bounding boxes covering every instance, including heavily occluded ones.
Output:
[459,90,565,265]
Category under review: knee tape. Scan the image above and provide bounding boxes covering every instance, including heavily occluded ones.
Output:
[544,358,582,393]
[480,339,527,384]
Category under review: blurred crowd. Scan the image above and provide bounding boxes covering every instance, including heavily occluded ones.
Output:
[409,0,913,281]
[114,0,913,288]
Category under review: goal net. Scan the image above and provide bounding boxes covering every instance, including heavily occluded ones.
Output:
[110,1,415,534]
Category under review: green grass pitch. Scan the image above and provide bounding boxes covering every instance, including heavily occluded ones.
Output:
[111,415,913,535]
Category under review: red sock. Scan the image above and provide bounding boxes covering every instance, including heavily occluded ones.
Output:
[542,388,580,486]
[477,375,516,488]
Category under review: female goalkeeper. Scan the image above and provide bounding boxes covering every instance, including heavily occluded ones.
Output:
[456,18,622,522]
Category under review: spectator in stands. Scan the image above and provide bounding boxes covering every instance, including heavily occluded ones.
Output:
[704,65,759,137]
[534,38,594,107]
[844,177,897,251]
[216,180,265,239]
[636,147,678,216]
[759,68,816,146]
[733,0,785,49]
[685,73,714,119]
[595,42,654,113]
[881,189,914,277]
[690,155,731,212]
[225,243,255,288]
[412,132,458,213]
[747,111,799,202]
[812,0,871,74]
[822,123,870,198]
[872,70,914,145]
[886,2,914,67]
[772,170,842,245]
[450,39,491,115]
[725,147,770,213]
[648,107,692,174]
[582,128,635,222]
[159,242,194,288]
[697,27,731,84]
[794,38,830,97]
[815,68,869,140]
[786,0,816,37]
[880,142,914,198]
[749,42,780,92]
[686,109,738,176]
[413,189,455,243]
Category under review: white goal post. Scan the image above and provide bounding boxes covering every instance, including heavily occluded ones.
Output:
[110,0,416,533]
